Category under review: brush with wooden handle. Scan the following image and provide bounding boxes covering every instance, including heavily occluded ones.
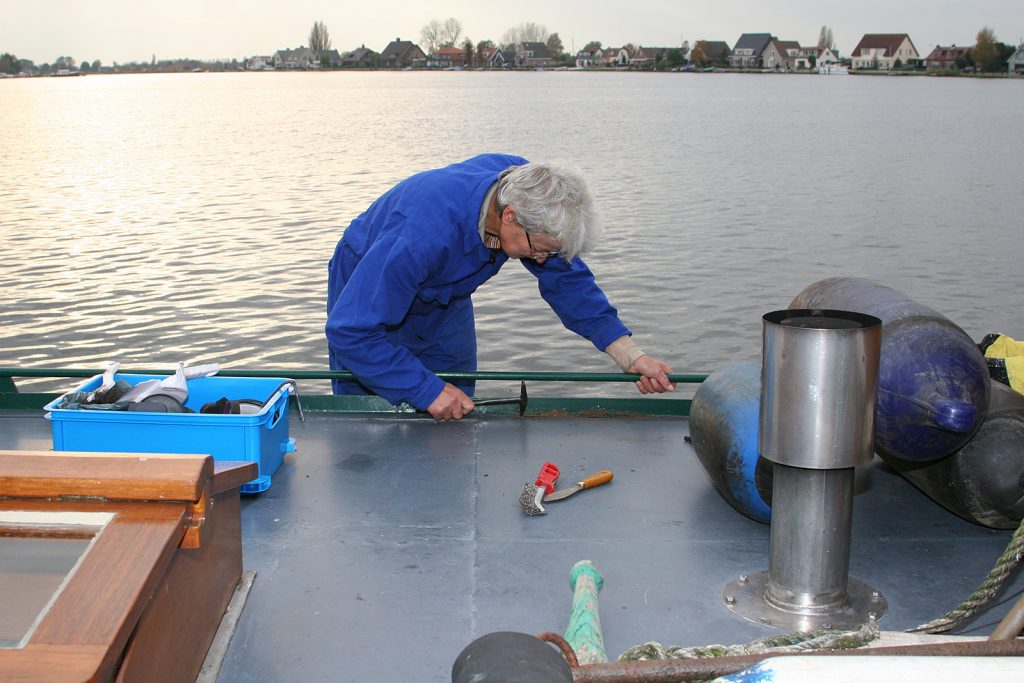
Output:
[544,470,613,503]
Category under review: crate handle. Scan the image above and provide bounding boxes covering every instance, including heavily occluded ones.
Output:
[261,380,302,422]
[270,395,287,428]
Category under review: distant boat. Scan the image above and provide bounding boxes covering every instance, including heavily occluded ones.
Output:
[51,69,83,77]
[818,64,849,75]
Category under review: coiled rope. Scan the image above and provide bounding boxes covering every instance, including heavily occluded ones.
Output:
[617,516,1024,665]
[908,515,1024,633]
[619,621,880,661]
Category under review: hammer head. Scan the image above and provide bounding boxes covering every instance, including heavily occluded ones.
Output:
[471,381,528,417]
[518,481,546,516]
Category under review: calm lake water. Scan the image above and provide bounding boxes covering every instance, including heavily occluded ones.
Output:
[2,71,1022,396]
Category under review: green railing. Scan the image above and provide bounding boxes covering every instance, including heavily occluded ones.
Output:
[0,367,707,416]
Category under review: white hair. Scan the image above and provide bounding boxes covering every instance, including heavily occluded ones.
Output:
[496,161,601,260]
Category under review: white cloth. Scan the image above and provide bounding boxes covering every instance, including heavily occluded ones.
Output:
[117,361,220,404]
[99,362,121,392]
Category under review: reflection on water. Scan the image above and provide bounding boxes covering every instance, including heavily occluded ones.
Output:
[2,72,1022,396]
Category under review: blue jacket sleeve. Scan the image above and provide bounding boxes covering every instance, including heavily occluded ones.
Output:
[522,257,631,351]
[325,234,446,409]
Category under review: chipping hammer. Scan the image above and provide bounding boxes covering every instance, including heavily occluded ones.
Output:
[473,380,528,417]
[519,461,560,516]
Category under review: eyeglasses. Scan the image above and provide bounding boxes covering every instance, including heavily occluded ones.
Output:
[524,230,562,258]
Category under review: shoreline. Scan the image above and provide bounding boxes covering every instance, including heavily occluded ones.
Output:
[3,67,1020,79]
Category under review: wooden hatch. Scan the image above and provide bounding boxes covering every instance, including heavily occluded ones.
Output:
[0,450,256,683]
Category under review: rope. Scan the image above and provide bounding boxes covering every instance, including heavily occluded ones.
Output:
[615,515,1024,659]
[619,621,880,661]
[908,515,1024,634]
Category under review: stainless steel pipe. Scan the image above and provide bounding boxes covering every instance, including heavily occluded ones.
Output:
[759,309,880,470]
[725,309,885,630]
[766,465,855,614]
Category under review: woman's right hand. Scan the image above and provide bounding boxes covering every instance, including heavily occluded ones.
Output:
[427,383,476,421]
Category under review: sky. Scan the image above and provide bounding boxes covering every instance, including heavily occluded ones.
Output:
[1,0,1021,65]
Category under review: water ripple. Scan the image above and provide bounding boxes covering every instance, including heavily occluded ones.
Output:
[2,72,1022,395]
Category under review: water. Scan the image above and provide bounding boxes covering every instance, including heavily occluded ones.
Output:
[2,72,1022,396]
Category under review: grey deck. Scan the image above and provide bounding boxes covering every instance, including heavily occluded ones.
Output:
[4,411,1022,681]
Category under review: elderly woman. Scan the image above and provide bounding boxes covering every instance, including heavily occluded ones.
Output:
[326,153,674,421]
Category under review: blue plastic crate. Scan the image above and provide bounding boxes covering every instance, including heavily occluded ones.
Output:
[44,374,297,494]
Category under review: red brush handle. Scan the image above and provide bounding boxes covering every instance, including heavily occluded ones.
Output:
[535,461,560,494]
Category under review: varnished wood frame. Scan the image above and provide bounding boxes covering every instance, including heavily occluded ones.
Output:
[0,451,256,683]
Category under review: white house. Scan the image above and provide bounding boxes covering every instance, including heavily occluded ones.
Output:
[794,46,820,70]
[1009,44,1024,74]
[575,43,601,68]
[762,39,801,70]
[850,34,918,70]
[245,55,272,70]
[816,46,841,67]
[272,47,318,69]
[729,33,774,68]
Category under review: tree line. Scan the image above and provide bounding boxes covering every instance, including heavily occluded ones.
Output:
[417,18,592,66]
[3,21,1018,76]
[1,53,104,74]
[296,18,575,68]
[0,52,244,75]
[957,27,1017,72]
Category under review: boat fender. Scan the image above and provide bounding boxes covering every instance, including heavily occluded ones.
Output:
[451,631,572,683]
[791,277,990,463]
[688,360,772,524]
[882,380,1024,529]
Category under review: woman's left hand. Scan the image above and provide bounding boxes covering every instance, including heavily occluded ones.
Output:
[629,356,676,394]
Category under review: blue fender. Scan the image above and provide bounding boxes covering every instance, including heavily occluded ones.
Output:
[689,360,772,524]
[791,277,990,463]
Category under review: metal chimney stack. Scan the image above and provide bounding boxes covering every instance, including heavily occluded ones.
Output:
[724,309,887,631]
